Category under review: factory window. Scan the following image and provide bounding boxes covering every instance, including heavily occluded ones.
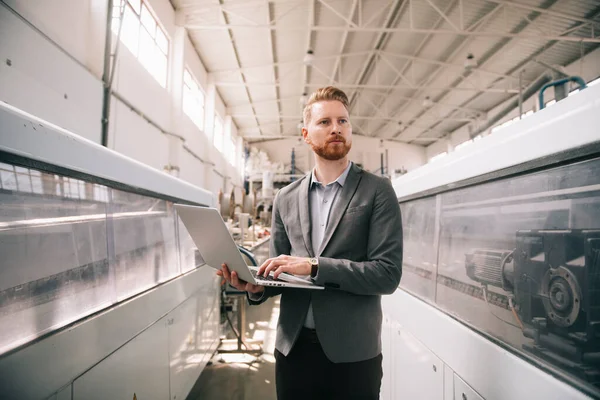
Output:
[429,152,447,163]
[224,129,236,166]
[238,140,245,178]
[214,115,224,152]
[111,0,169,87]
[230,137,238,166]
[490,109,533,134]
[454,139,473,152]
[183,68,205,131]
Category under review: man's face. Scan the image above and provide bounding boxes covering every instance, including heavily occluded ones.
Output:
[302,100,352,161]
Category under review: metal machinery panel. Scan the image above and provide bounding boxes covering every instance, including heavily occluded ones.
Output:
[73,317,170,400]
[444,364,455,400]
[389,82,600,399]
[383,290,593,400]
[168,267,220,400]
[390,320,444,400]
[0,98,220,400]
[393,83,600,201]
[454,373,485,400]
[0,266,213,399]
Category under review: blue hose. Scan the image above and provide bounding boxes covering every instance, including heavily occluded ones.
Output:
[539,76,587,110]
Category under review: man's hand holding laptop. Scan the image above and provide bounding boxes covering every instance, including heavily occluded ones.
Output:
[218,255,313,292]
[217,264,264,294]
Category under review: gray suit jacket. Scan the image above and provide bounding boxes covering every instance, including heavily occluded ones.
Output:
[249,163,403,363]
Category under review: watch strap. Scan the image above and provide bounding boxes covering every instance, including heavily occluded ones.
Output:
[310,257,318,278]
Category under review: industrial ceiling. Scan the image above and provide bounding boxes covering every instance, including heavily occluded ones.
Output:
[173,0,600,145]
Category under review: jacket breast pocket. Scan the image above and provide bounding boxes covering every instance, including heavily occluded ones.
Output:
[338,206,370,252]
[341,205,370,230]
[345,204,369,215]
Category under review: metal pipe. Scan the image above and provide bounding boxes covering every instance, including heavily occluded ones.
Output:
[518,69,523,119]
[385,148,389,177]
[101,0,114,147]
[539,76,587,109]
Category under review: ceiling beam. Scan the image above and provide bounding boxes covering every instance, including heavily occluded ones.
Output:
[214,81,519,93]
[329,0,360,85]
[484,0,600,26]
[184,24,600,43]
[182,0,600,27]
[301,0,315,105]
[217,1,263,136]
[364,0,462,138]
[232,114,475,123]
[209,51,372,75]
[392,0,561,143]
[383,3,508,141]
[401,3,600,144]
[226,94,481,113]
[317,0,357,27]
[208,50,517,81]
[266,1,282,136]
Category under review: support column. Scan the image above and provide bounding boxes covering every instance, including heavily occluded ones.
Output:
[204,82,217,191]
[222,115,233,192]
[166,11,186,177]
[446,138,454,154]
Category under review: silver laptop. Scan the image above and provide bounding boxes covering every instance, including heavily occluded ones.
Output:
[174,204,323,290]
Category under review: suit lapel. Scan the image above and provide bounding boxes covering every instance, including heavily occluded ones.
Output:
[317,164,363,256]
[298,174,314,256]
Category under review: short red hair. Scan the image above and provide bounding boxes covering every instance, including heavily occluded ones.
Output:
[303,86,350,126]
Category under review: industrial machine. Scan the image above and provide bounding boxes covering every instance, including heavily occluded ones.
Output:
[466,229,600,384]
[0,101,221,399]
[384,79,600,400]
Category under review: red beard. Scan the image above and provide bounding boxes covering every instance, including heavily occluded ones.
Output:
[310,135,351,161]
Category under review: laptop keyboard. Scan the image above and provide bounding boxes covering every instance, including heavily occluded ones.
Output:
[251,269,279,282]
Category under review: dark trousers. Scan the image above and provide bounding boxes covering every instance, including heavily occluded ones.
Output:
[274,327,383,400]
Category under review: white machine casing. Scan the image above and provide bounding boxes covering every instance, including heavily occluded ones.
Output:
[383,83,600,400]
[0,100,221,400]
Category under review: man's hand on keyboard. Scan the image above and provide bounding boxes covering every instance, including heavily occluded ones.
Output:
[217,264,265,294]
[258,255,311,280]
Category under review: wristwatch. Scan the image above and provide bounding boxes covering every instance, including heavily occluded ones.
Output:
[308,257,319,278]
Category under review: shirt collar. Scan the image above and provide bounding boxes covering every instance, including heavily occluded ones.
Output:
[311,161,352,188]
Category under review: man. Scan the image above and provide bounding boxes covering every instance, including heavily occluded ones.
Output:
[218,86,403,399]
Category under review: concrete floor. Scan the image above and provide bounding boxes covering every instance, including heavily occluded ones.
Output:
[187,296,279,400]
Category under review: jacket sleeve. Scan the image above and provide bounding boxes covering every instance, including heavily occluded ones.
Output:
[314,179,403,296]
[247,190,289,305]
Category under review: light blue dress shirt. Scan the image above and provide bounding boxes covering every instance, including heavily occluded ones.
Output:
[304,161,352,328]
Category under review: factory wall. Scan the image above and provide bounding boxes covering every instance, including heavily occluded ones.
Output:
[0,0,243,197]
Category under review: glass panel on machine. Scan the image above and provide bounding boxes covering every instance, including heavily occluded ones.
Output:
[109,190,180,300]
[0,166,111,354]
[0,160,208,355]
[433,157,600,391]
[399,197,437,300]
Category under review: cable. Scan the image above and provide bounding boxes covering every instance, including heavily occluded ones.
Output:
[481,285,523,330]
[508,296,524,330]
